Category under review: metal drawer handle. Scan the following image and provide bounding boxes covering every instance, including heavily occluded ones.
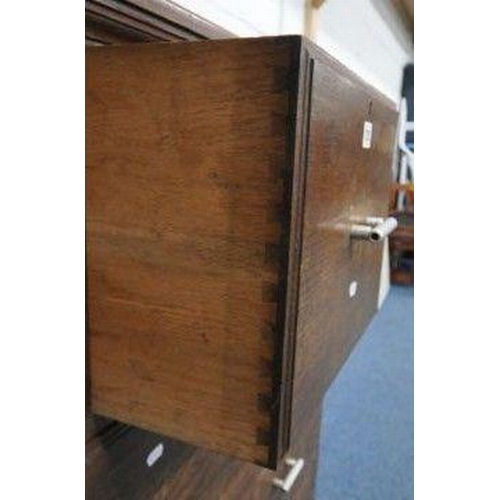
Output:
[350,216,398,242]
[272,457,305,492]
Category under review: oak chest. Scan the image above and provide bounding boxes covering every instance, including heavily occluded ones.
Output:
[86,35,397,479]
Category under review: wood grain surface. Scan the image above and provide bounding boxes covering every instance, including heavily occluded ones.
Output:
[288,41,398,452]
[85,0,232,45]
[86,37,303,468]
[85,11,398,495]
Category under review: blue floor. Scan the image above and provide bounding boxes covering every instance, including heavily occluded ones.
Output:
[315,286,414,500]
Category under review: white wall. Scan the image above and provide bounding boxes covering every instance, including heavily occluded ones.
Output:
[316,0,413,102]
[176,0,413,102]
[177,0,305,37]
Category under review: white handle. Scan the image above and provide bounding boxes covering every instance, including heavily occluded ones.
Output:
[272,457,305,492]
[350,216,398,242]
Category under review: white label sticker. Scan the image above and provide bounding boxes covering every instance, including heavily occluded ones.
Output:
[362,121,373,149]
[146,443,164,467]
[349,281,358,298]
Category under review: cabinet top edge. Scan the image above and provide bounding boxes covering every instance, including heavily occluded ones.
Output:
[84,34,304,53]
[85,35,396,110]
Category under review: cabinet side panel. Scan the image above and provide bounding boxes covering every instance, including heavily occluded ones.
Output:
[86,38,299,466]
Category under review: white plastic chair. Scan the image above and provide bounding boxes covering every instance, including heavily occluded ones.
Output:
[396,98,414,209]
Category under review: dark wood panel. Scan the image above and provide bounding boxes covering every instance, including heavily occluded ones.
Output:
[289,42,398,442]
[86,37,303,468]
[86,422,196,499]
[85,0,232,44]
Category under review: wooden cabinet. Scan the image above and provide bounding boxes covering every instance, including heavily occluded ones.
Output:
[86,34,397,496]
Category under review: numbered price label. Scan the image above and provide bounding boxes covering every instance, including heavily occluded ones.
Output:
[362,121,373,149]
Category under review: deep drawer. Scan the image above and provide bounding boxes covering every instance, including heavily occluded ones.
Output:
[86,36,397,469]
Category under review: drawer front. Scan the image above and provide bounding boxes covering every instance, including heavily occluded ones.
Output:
[290,51,398,434]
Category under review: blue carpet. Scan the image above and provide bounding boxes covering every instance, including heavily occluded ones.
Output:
[315,286,414,500]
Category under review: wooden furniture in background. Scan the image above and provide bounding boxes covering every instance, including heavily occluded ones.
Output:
[86,3,398,498]
[389,182,414,285]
